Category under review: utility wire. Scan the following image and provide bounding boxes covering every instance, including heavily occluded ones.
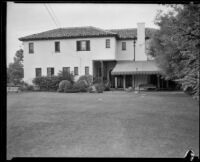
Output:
[44,4,60,28]
[47,4,62,28]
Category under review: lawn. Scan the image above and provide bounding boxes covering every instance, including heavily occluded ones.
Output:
[7,91,199,159]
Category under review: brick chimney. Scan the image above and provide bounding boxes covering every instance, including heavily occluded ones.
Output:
[136,22,146,61]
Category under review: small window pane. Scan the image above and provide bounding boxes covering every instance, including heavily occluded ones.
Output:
[74,67,78,75]
[63,67,70,74]
[106,39,110,48]
[122,42,126,50]
[85,66,89,75]
[47,67,54,77]
[29,43,34,53]
[81,41,86,50]
[55,42,60,52]
[35,68,41,77]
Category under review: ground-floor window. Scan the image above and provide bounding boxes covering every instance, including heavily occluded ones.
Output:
[47,67,54,77]
[85,66,89,75]
[35,68,42,77]
[74,67,78,75]
[63,67,70,74]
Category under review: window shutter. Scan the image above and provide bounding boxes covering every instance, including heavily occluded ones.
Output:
[77,41,80,51]
[86,41,90,51]
[51,68,54,76]
[47,68,51,77]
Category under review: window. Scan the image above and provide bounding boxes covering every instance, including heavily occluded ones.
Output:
[77,40,90,51]
[29,43,34,53]
[47,67,54,77]
[63,67,70,74]
[35,68,42,77]
[106,39,110,48]
[85,66,89,75]
[55,42,60,52]
[74,67,78,75]
[122,42,126,50]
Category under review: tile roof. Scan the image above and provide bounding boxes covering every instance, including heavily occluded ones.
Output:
[108,28,157,39]
[19,26,157,41]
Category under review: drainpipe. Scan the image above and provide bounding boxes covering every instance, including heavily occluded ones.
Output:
[133,37,136,90]
[133,37,136,61]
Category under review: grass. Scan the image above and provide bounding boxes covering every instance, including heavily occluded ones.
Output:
[7,91,199,159]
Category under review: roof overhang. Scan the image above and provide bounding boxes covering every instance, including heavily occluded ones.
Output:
[111,60,161,75]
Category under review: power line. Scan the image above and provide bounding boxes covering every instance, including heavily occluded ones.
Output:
[44,4,60,28]
[47,4,62,28]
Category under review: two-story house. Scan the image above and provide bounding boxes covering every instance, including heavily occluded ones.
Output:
[19,23,171,90]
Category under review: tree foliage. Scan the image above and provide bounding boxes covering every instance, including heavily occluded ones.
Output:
[7,49,24,85]
[149,3,200,98]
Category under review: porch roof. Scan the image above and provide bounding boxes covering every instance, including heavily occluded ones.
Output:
[111,60,161,75]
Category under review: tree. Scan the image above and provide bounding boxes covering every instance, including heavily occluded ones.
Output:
[149,3,200,98]
[7,49,24,85]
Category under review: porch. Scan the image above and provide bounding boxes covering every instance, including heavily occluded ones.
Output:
[111,60,176,90]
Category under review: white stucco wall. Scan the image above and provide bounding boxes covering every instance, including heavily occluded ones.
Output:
[115,39,148,61]
[116,40,134,61]
[23,37,116,84]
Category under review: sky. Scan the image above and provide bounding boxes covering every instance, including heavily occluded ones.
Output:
[7,2,170,65]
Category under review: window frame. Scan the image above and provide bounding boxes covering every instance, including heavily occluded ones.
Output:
[35,68,42,77]
[106,39,110,48]
[85,66,89,75]
[63,67,70,74]
[74,67,78,76]
[29,42,34,54]
[55,41,60,53]
[47,67,54,77]
[76,40,90,51]
[122,42,126,51]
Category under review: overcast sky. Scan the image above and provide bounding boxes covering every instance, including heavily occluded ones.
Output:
[7,2,170,65]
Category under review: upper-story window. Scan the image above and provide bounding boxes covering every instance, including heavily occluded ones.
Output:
[29,43,34,54]
[77,40,90,51]
[35,68,42,77]
[106,39,110,48]
[47,67,54,77]
[122,42,126,51]
[55,41,60,52]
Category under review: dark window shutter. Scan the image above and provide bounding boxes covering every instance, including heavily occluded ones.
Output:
[77,41,81,51]
[86,41,90,51]
[51,68,54,76]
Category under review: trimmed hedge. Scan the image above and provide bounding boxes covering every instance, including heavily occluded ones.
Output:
[32,76,61,91]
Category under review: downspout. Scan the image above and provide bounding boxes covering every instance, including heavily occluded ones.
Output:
[133,37,136,89]
[133,37,136,61]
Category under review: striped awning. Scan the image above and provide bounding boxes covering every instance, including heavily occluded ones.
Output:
[111,60,161,75]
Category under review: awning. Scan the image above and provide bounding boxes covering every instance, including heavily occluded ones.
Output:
[111,60,161,75]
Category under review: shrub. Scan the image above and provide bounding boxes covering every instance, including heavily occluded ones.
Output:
[88,85,96,93]
[63,89,80,93]
[58,80,72,92]
[73,80,88,92]
[103,80,110,91]
[19,82,34,91]
[94,83,104,93]
[32,76,60,91]
[77,75,93,86]
[57,70,74,84]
